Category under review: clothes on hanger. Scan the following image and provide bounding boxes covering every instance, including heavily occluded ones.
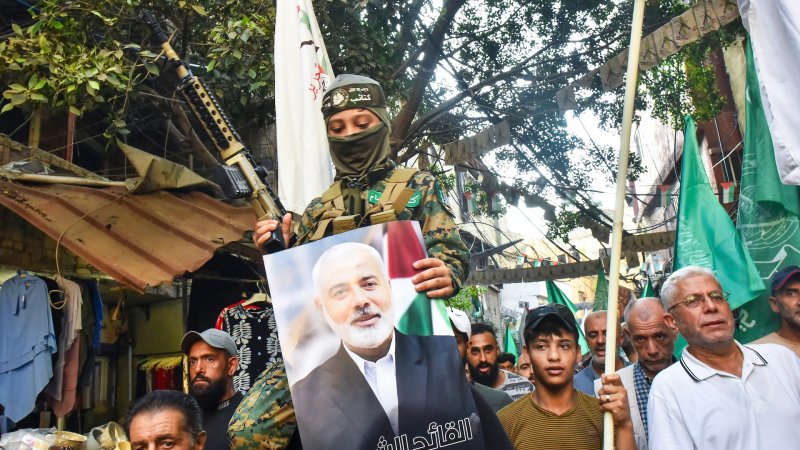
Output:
[0,271,57,422]
[216,303,281,393]
[43,275,83,418]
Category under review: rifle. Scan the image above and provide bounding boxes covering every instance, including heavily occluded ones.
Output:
[140,10,285,253]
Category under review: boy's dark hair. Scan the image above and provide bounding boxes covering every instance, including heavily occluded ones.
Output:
[497,352,516,366]
[470,322,497,341]
[125,390,204,442]
[523,316,579,347]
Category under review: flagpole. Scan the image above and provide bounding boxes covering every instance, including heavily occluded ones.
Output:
[604,0,646,449]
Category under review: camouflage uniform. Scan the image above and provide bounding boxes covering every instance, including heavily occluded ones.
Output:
[295,160,470,291]
[228,359,297,449]
[229,162,470,449]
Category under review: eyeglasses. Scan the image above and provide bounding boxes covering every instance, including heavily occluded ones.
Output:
[668,290,729,312]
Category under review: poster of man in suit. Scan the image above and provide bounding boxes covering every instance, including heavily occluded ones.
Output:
[264,221,484,450]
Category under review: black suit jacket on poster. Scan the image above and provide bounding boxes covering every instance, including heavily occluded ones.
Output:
[291,331,485,450]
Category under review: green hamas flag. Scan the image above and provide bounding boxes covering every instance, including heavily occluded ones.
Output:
[674,116,765,308]
[546,280,589,354]
[734,39,800,343]
[641,277,655,298]
[504,325,519,358]
[673,116,766,354]
[593,267,609,311]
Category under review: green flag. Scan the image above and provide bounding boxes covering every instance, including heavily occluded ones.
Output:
[641,277,655,298]
[546,280,589,354]
[673,115,765,354]
[593,266,609,311]
[504,325,519,358]
[734,39,800,343]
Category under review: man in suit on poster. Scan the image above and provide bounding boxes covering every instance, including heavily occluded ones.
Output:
[290,242,482,450]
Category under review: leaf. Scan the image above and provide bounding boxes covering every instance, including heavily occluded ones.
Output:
[69,105,82,116]
[7,84,27,93]
[206,60,217,72]
[240,30,251,42]
[33,78,46,90]
[10,93,27,105]
[51,20,63,30]
[11,23,22,36]
[144,61,160,76]
[88,80,100,90]
[29,93,47,102]
[1,103,14,114]
[113,119,126,128]
[191,5,207,16]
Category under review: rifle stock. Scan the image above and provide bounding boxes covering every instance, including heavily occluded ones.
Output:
[141,10,285,252]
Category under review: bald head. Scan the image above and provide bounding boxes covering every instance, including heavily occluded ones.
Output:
[624,297,665,323]
[623,297,677,378]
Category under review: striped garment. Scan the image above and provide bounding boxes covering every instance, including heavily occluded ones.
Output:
[498,391,603,450]
[632,362,653,440]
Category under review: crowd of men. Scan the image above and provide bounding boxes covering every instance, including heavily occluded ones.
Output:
[124,263,800,450]
[121,74,800,449]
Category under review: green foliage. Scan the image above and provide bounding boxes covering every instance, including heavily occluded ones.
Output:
[547,209,583,243]
[448,285,488,312]
[0,0,137,124]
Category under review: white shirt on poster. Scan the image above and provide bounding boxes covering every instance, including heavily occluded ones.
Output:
[345,334,399,435]
[648,341,800,450]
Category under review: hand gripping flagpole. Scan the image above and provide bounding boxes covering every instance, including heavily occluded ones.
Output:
[604,0,646,449]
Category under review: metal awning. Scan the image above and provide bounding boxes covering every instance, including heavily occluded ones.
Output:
[0,180,255,292]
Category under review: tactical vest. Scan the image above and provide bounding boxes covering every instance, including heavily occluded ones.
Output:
[304,167,419,242]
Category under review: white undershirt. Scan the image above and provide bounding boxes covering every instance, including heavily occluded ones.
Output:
[344,334,399,434]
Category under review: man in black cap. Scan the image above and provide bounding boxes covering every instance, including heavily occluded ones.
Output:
[181,329,242,450]
[753,265,800,357]
[498,304,635,450]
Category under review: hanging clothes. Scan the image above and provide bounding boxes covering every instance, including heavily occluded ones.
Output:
[217,303,281,393]
[136,356,184,397]
[43,275,83,418]
[0,271,57,422]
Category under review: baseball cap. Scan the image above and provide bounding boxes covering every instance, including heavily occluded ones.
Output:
[771,265,800,294]
[524,304,579,338]
[180,329,238,357]
[447,308,471,338]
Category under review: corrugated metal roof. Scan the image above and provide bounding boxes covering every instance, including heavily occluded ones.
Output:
[0,180,255,292]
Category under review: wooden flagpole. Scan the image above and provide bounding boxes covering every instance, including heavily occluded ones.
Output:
[603,0,646,449]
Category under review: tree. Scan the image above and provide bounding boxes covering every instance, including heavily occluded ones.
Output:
[0,0,740,238]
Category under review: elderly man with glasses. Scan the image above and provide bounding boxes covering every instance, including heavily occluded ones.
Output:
[648,266,800,450]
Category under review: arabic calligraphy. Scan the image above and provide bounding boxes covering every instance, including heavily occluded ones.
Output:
[375,417,474,450]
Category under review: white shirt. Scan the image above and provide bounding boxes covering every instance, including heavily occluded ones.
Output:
[648,341,800,450]
[345,335,399,434]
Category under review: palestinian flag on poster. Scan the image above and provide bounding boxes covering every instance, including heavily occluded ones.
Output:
[657,184,673,207]
[386,221,450,336]
[719,181,737,203]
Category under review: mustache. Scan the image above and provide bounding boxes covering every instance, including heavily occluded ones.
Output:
[191,374,211,385]
[349,305,382,324]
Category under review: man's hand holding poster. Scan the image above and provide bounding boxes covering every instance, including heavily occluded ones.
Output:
[264,221,485,450]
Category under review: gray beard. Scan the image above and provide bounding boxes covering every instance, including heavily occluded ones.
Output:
[324,304,394,349]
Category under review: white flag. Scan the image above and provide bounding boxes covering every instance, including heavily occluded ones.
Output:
[275,0,335,213]
[738,0,800,185]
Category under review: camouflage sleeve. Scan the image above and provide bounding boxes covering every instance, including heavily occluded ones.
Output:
[228,358,296,450]
[411,171,470,295]
[293,196,324,247]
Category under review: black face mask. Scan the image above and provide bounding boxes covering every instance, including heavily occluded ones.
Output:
[328,123,391,179]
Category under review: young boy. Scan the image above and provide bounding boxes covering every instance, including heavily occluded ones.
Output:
[498,304,636,450]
